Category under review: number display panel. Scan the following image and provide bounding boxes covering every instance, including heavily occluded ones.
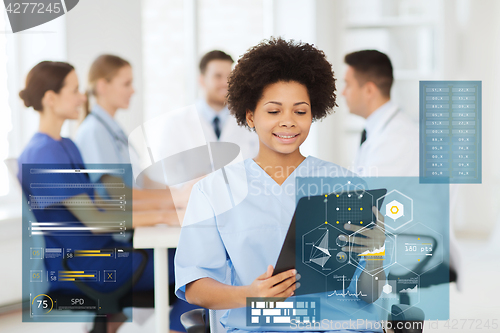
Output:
[420,81,482,183]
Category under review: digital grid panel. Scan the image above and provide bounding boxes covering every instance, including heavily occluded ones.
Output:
[420,81,481,183]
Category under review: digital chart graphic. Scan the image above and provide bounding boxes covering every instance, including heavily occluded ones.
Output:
[22,164,133,322]
[295,177,450,320]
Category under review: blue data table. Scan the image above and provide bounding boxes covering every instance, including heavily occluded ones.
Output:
[419,81,481,184]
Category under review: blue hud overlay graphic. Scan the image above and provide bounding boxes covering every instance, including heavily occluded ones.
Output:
[246,297,320,327]
[290,177,449,323]
[22,164,133,322]
[419,81,482,184]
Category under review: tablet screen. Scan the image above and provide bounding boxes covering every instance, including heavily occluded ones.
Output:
[274,188,387,296]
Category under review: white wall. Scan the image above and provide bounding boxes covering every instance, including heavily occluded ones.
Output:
[6,16,67,158]
[444,0,500,238]
[65,0,144,135]
[270,0,342,160]
[1,15,67,307]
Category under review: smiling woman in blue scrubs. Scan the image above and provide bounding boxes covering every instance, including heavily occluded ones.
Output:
[174,38,387,332]
[74,54,198,333]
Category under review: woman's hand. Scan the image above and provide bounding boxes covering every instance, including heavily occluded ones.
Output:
[342,206,386,255]
[246,265,300,298]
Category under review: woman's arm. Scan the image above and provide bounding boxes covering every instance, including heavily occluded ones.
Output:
[101,174,180,212]
[186,278,250,309]
[63,193,177,229]
[185,265,298,309]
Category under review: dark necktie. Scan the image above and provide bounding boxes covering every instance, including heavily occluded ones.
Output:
[360,129,367,146]
[213,116,221,140]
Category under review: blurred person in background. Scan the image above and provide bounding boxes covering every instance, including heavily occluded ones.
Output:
[75,54,198,333]
[342,50,419,177]
[196,50,259,158]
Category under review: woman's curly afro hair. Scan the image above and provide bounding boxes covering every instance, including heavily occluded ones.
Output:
[227,37,337,129]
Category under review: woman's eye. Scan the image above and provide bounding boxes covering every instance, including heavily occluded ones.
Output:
[267,111,279,114]
[296,111,307,115]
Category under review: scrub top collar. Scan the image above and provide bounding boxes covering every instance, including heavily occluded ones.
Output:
[196,98,230,129]
[248,155,312,186]
[91,104,128,142]
[364,99,397,139]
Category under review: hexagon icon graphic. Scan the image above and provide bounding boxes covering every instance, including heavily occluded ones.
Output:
[373,264,421,316]
[394,222,444,275]
[302,223,351,276]
[382,283,393,294]
[386,200,404,220]
[377,189,413,231]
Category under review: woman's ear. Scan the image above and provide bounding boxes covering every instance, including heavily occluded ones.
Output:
[41,90,56,110]
[95,78,108,96]
[246,109,254,129]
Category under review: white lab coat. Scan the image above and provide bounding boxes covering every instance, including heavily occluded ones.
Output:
[139,103,259,186]
[198,107,259,161]
[353,101,419,177]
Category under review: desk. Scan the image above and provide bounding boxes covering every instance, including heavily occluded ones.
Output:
[134,224,182,333]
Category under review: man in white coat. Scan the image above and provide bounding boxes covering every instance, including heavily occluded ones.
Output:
[342,50,461,289]
[143,51,258,188]
[342,50,419,177]
[196,50,259,159]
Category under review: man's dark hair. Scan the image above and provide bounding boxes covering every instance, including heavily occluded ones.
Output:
[344,50,393,97]
[228,37,337,129]
[199,50,234,74]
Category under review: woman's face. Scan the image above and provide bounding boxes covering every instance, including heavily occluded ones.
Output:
[102,65,135,110]
[51,70,86,120]
[247,81,312,156]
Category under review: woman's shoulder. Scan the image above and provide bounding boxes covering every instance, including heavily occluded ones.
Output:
[60,137,82,153]
[18,133,71,164]
[75,114,109,139]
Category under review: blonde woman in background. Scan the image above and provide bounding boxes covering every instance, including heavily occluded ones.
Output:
[75,54,201,333]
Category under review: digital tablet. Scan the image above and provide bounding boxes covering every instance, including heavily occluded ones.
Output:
[273,188,387,295]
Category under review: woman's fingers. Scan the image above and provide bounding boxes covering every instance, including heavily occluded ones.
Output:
[266,269,297,287]
[257,265,274,280]
[272,278,298,297]
[345,236,371,247]
[344,223,363,232]
[270,274,296,295]
[345,245,370,254]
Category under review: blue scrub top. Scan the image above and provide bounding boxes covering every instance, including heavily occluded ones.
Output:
[75,104,133,187]
[17,132,94,211]
[17,133,135,293]
[175,156,384,332]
